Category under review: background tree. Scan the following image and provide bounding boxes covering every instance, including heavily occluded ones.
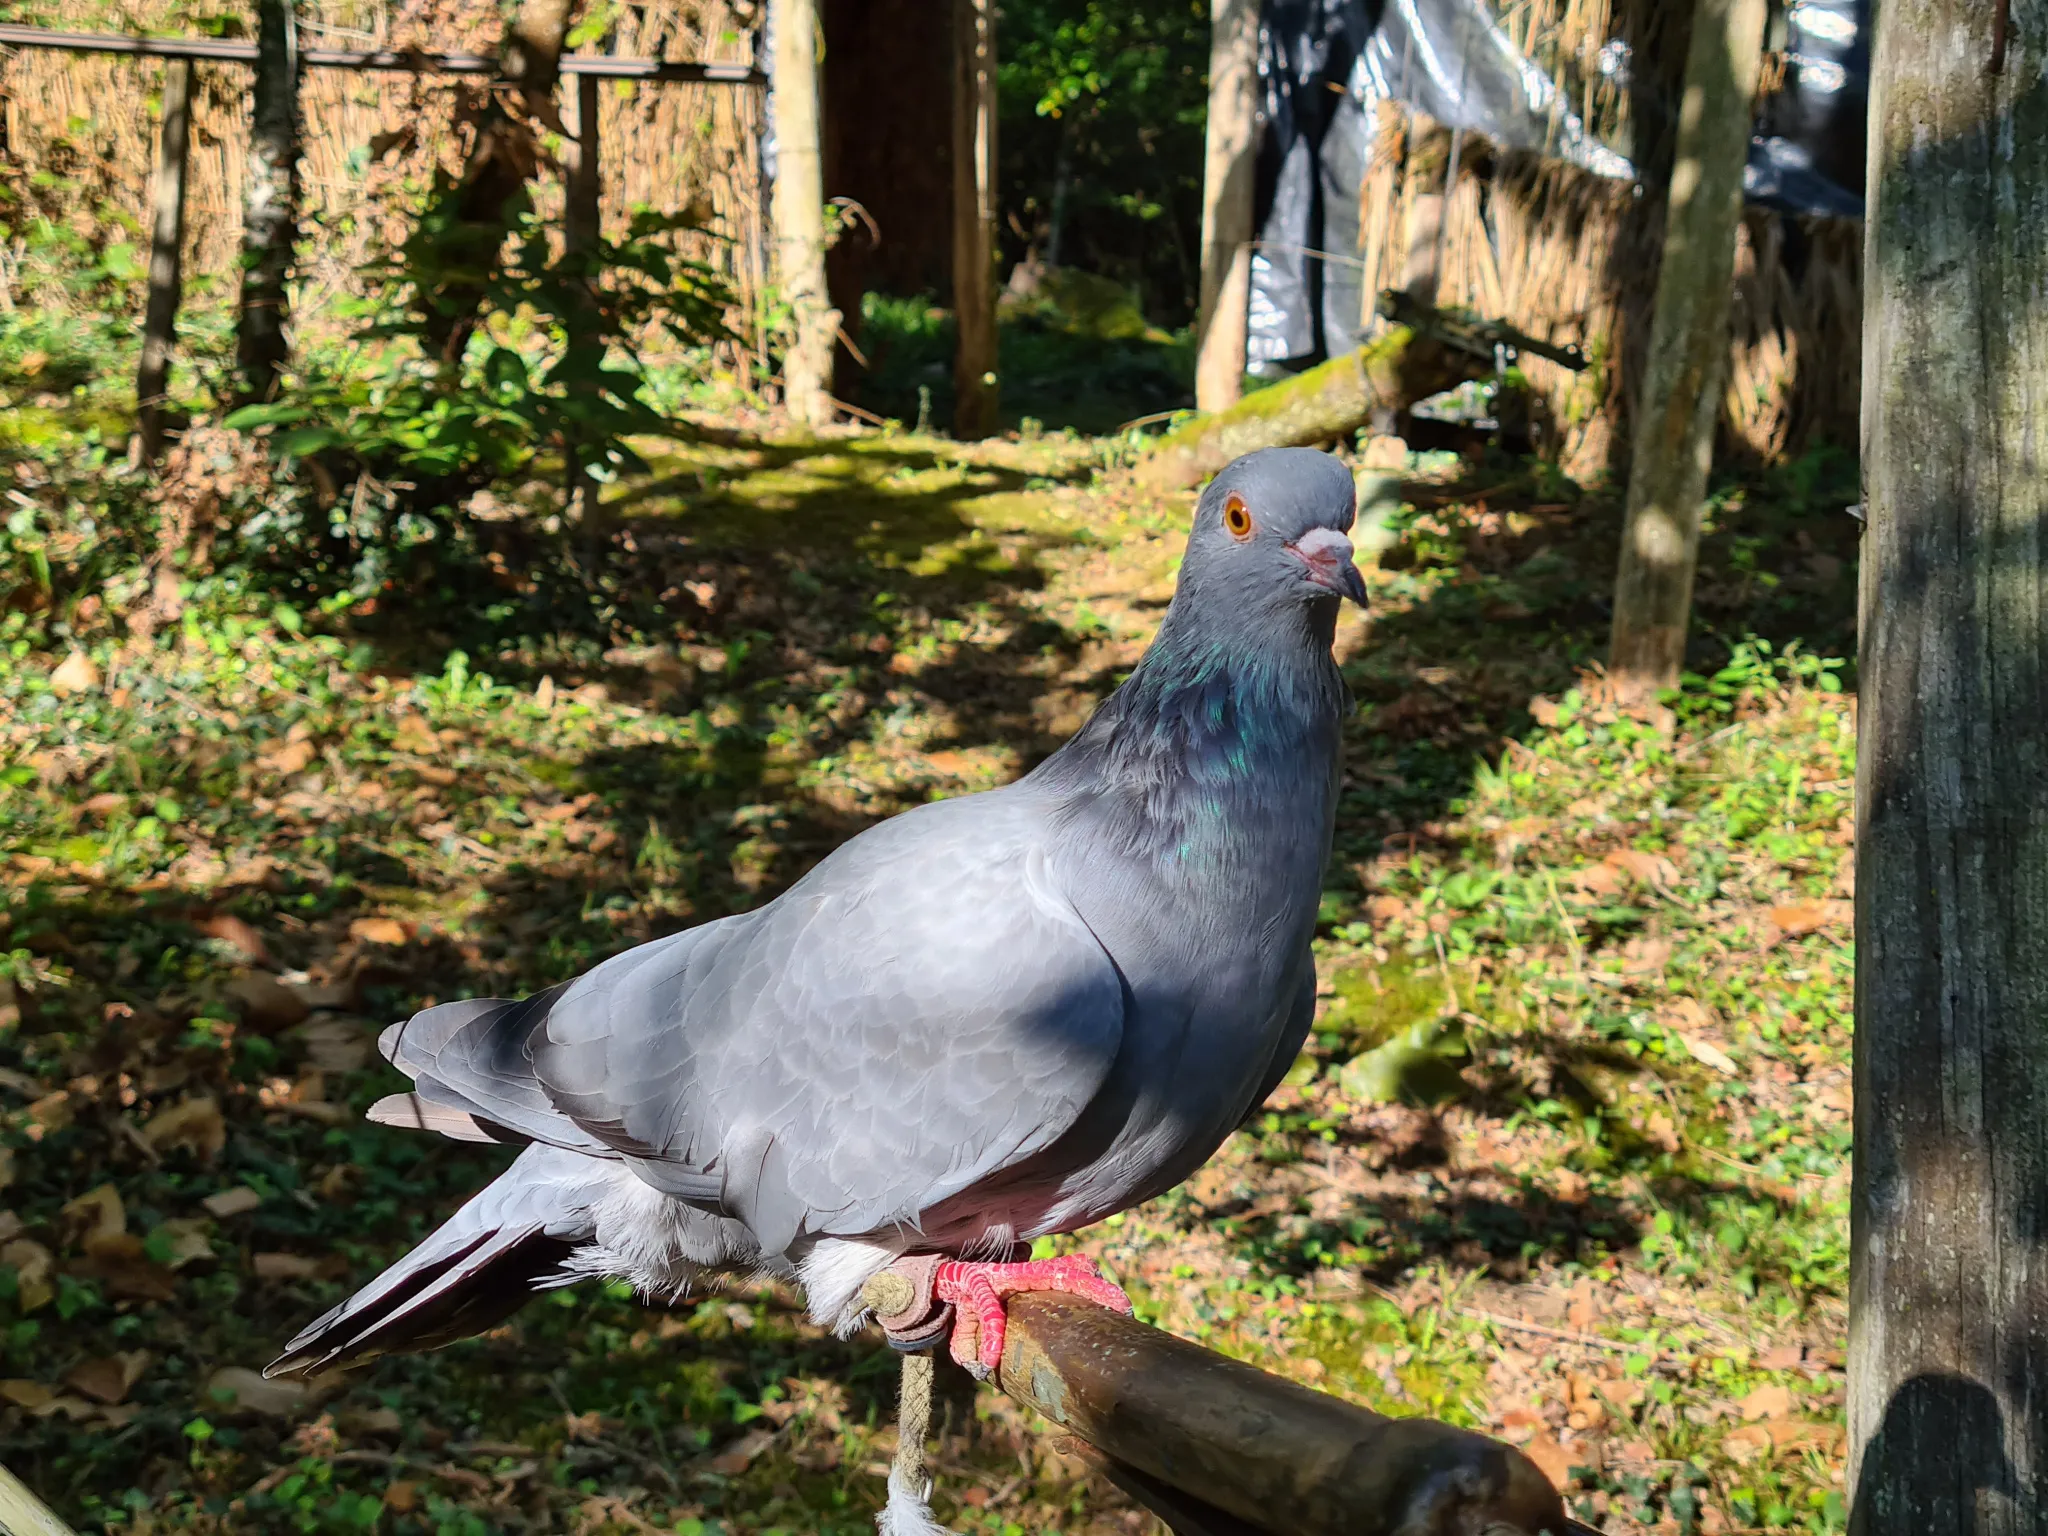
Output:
[236,0,298,405]
[1850,1,2048,1530]
[1605,0,1767,701]
[997,0,1208,324]
[419,0,584,364]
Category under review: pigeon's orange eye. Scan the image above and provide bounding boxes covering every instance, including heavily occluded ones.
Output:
[1223,495,1254,540]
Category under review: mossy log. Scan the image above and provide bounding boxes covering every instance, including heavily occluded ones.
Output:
[1137,325,1480,491]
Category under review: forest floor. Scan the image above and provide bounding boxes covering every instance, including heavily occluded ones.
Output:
[0,417,1863,1536]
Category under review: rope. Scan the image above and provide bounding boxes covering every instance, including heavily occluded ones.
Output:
[866,1269,953,1536]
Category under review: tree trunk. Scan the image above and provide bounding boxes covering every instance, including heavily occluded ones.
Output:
[564,71,602,525]
[1604,0,1767,701]
[1849,4,2048,1533]
[950,0,998,438]
[1193,0,1258,413]
[564,72,601,258]
[772,0,837,429]
[137,58,191,462]
[236,0,298,406]
[420,0,581,363]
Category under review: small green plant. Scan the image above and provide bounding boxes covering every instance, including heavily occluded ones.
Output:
[226,179,734,580]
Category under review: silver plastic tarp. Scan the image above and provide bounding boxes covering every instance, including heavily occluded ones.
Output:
[1248,0,1868,370]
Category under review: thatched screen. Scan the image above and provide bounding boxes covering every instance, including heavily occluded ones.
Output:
[1356,0,1862,476]
[0,0,767,337]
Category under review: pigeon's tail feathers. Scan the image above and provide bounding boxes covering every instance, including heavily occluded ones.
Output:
[265,1145,601,1379]
[375,986,614,1155]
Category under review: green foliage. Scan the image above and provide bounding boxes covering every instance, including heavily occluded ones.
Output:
[998,0,1209,322]
[226,180,733,566]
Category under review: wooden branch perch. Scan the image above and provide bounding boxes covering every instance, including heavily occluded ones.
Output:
[0,1461,80,1536]
[994,1293,1591,1536]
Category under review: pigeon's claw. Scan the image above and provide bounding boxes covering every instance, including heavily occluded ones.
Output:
[933,1255,1133,1380]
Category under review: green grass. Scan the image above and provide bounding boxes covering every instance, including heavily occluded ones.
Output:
[0,403,1861,1534]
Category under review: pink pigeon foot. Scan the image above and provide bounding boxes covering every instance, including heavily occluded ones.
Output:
[932,1255,1133,1378]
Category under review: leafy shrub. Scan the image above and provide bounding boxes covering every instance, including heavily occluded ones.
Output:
[225,180,734,591]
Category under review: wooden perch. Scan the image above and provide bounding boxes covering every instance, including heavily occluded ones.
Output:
[994,1293,1589,1536]
[1138,291,1588,492]
[0,1461,79,1536]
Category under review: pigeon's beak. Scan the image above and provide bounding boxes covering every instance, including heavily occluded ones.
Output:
[1287,527,1369,606]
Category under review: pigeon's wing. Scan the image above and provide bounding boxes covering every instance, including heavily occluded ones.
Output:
[529,793,1129,1255]
[1241,963,1316,1126]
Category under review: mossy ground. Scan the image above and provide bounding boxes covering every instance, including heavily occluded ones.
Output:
[0,410,1860,1535]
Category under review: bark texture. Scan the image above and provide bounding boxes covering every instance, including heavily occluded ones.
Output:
[950,0,998,438]
[1850,3,2048,1532]
[138,58,192,462]
[1605,0,1767,698]
[236,0,298,405]
[1193,0,1259,413]
[995,1294,1571,1536]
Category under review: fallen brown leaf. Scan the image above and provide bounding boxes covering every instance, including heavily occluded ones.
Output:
[1722,1423,1772,1462]
[348,917,410,947]
[1603,849,1679,891]
[202,1186,263,1219]
[25,1091,73,1140]
[260,738,317,776]
[708,1427,776,1475]
[49,651,101,696]
[1756,1344,1805,1371]
[0,1379,52,1409]
[206,1366,311,1417]
[151,1218,216,1269]
[1739,1383,1795,1421]
[143,1096,226,1159]
[60,1184,127,1255]
[1521,1432,1574,1488]
[1769,900,1846,937]
[253,1252,321,1281]
[65,1351,151,1405]
[1,1238,54,1311]
[195,913,270,964]
[231,971,312,1031]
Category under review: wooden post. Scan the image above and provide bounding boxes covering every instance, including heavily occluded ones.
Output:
[564,70,602,526]
[1604,0,1767,701]
[1850,2,2048,1531]
[0,1461,79,1535]
[770,0,836,430]
[136,57,192,464]
[949,0,997,439]
[236,0,299,405]
[1194,0,1258,413]
[996,1295,1577,1536]
[565,72,601,256]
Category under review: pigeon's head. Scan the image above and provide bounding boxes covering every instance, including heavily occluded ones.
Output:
[1181,448,1368,614]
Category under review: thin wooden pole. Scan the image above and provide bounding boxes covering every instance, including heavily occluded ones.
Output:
[995,1295,1576,1536]
[564,70,602,527]
[235,0,299,405]
[565,72,601,256]
[770,0,836,429]
[1850,0,2048,1529]
[1604,0,1768,702]
[949,0,997,439]
[0,24,764,79]
[1193,0,1258,413]
[136,57,192,465]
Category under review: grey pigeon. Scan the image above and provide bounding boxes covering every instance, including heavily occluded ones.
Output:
[269,447,1365,1391]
